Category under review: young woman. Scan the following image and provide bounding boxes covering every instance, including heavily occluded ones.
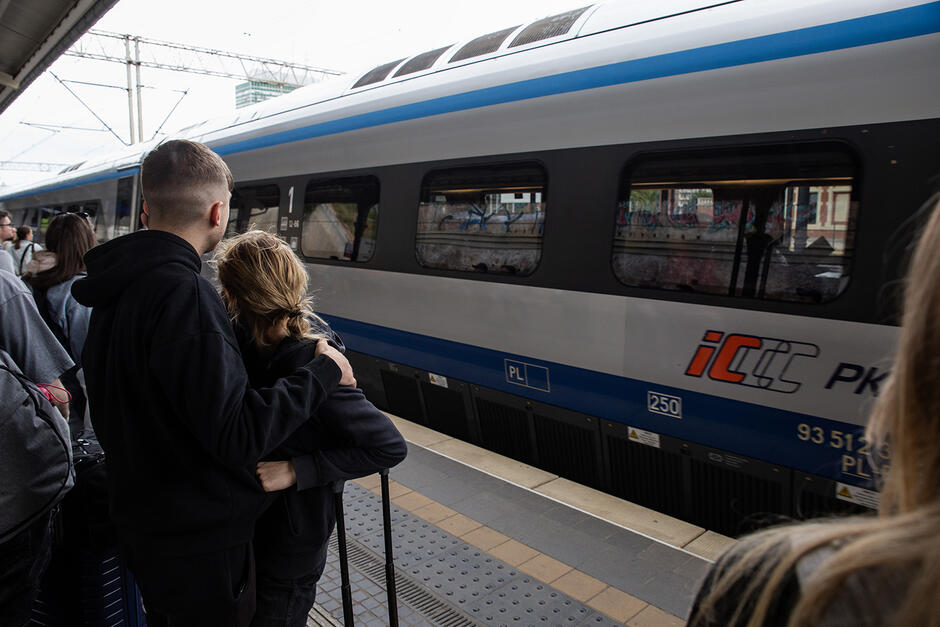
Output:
[688,195,940,627]
[10,225,41,276]
[214,230,407,627]
[24,212,96,434]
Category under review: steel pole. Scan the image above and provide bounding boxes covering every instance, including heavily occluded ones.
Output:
[124,36,136,144]
[135,38,144,142]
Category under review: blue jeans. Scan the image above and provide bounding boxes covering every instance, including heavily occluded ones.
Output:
[251,573,319,627]
[0,510,54,627]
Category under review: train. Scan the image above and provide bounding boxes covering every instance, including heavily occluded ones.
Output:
[3,0,939,537]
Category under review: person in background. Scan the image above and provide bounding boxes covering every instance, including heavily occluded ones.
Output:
[214,230,407,627]
[0,269,73,626]
[71,139,355,627]
[23,213,96,436]
[11,226,41,277]
[0,211,16,274]
[688,194,940,627]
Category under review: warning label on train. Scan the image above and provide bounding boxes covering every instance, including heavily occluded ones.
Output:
[835,482,880,510]
[627,426,660,449]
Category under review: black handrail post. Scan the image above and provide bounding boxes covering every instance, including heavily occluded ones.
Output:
[380,469,399,627]
[331,480,354,627]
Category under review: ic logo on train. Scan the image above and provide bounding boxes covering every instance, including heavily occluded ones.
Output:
[684,330,818,394]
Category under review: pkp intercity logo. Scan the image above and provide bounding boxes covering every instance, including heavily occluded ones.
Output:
[685,330,819,394]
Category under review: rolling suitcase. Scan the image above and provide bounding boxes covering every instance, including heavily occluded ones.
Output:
[331,468,399,627]
[29,437,147,627]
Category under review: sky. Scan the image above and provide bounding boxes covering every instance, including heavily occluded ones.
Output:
[0,0,592,188]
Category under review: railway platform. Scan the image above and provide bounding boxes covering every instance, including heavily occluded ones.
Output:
[308,416,736,626]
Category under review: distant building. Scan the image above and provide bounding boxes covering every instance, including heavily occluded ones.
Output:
[235,81,297,109]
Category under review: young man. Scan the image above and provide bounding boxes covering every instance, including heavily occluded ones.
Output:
[0,211,16,274]
[72,140,354,626]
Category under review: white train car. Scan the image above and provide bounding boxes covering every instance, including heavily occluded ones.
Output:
[3,0,939,535]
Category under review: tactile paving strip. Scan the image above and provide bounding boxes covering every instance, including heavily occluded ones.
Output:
[321,482,621,626]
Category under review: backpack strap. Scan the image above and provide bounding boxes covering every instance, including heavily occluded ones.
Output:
[17,242,34,275]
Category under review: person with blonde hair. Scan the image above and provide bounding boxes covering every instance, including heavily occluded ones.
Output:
[214,229,407,627]
[688,194,940,627]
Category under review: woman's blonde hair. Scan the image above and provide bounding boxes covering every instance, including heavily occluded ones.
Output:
[214,230,328,349]
[690,195,940,627]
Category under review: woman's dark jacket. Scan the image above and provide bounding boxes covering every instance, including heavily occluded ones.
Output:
[241,329,408,579]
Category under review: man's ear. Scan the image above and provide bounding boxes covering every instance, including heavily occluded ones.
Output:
[140,201,150,229]
[209,200,224,228]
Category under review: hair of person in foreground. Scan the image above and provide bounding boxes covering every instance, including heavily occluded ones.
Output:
[689,194,940,627]
[213,229,328,349]
[27,212,95,288]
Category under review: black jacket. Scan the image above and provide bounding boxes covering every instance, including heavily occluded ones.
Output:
[71,230,341,555]
[242,333,407,580]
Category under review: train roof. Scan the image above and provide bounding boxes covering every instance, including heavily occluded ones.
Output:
[2,0,936,202]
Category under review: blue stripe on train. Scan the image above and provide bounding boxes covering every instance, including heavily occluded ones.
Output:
[323,313,879,489]
[214,2,940,157]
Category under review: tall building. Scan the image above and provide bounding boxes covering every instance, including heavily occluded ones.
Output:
[235,81,297,109]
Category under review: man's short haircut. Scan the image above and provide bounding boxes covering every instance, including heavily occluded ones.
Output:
[0,210,10,221]
[141,140,234,227]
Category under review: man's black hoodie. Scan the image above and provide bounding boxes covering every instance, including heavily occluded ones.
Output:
[72,230,341,556]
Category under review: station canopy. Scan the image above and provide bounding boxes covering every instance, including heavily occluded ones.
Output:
[0,0,118,115]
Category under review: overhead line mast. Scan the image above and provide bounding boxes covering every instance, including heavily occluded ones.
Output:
[62,30,344,143]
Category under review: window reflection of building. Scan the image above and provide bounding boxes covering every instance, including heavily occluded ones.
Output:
[783,185,852,255]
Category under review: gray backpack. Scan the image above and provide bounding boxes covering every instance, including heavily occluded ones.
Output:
[0,349,73,544]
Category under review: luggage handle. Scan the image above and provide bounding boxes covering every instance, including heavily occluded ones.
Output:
[330,470,399,627]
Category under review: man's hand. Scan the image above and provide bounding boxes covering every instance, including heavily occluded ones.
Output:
[316,339,356,386]
[256,461,297,492]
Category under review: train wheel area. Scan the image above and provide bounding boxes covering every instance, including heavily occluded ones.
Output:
[310,414,723,626]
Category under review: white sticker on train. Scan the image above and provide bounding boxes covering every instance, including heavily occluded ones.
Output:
[627,426,661,449]
[835,482,880,510]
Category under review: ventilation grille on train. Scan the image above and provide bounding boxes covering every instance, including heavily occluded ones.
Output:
[533,414,599,488]
[420,381,470,441]
[450,26,520,62]
[508,7,590,48]
[794,475,874,520]
[352,58,406,88]
[690,459,787,537]
[798,490,871,519]
[380,370,424,424]
[475,398,532,464]
[394,46,453,77]
[606,435,685,519]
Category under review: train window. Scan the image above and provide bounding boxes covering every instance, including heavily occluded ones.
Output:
[67,201,101,239]
[613,144,858,303]
[33,206,60,240]
[114,177,134,238]
[301,176,379,262]
[227,184,280,238]
[416,163,546,275]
